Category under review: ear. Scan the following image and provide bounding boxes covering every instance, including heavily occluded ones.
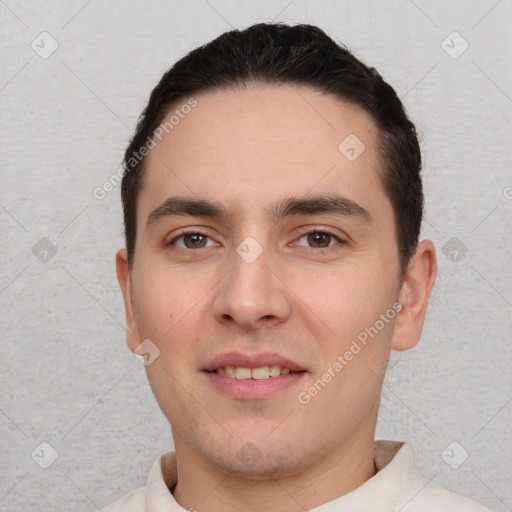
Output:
[116,248,141,353]
[391,240,437,351]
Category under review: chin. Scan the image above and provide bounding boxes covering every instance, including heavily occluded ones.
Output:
[217,451,307,481]
[196,433,312,481]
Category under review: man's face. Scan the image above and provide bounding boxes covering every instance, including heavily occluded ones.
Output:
[119,85,404,477]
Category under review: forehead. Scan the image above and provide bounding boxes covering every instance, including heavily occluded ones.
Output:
[139,84,387,221]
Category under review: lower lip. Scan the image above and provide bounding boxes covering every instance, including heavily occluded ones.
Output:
[203,371,307,400]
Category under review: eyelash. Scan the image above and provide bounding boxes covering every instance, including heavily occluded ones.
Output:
[167,228,344,250]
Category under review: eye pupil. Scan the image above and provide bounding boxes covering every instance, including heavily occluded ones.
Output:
[308,232,330,248]
[184,234,207,248]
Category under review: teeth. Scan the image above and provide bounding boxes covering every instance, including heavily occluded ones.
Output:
[269,365,281,377]
[252,366,270,380]
[235,367,252,379]
[215,365,295,379]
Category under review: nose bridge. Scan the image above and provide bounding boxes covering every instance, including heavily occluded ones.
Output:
[232,236,271,297]
[213,234,290,330]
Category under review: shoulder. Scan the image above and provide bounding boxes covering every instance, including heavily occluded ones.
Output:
[406,480,494,511]
[402,465,493,512]
[99,486,146,512]
[377,441,493,512]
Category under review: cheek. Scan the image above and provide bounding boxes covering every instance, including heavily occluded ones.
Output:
[294,268,398,383]
[133,268,209,376]
[301,268,393,333]
[133,266,201,337]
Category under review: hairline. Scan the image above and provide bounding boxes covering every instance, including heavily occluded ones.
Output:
[127,81,407,279]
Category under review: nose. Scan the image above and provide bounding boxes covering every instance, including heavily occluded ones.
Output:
[212,241,291,332]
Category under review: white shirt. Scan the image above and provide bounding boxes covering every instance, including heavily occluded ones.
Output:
[101,440,492,511]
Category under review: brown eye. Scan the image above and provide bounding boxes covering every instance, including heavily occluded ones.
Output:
[182,233,208,248]
[307,232,332,248]
[294,230,341,249]
[169,231,215,249]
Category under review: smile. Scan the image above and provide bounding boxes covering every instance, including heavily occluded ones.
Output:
[211,365,300,380]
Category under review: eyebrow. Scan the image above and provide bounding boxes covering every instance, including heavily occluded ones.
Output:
[145,194,371,229]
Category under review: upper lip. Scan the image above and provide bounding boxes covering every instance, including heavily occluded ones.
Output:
[202,352,306,372]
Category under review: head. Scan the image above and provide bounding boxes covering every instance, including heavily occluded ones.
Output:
[116,23,436,481]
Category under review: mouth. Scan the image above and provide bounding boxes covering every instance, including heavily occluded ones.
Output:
[206,365,303,380]
[201,352,308,400]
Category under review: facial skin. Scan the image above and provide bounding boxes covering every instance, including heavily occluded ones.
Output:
[116,84,436,511]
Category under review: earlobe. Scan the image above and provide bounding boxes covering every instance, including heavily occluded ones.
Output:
[115,249,141,353]
[391,240,437,352]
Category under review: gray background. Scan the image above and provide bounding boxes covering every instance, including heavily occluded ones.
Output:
[1,1,511,510]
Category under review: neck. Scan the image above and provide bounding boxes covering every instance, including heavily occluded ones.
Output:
[171,430,377,511]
